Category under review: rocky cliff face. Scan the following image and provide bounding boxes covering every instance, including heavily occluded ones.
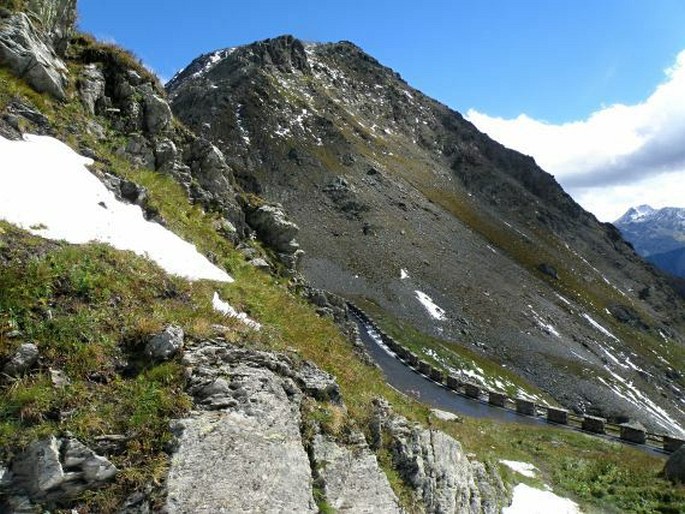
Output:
[168,35,685,435]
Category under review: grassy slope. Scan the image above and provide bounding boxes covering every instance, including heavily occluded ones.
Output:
[0,51,683,513]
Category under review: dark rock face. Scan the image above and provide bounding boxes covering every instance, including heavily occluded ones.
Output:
[67,44,249,237]
[168,35,685,435]
[665,445,685,483]
[537,263,559,280]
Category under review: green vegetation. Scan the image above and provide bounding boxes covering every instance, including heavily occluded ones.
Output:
[447,415,685,514]
[68,33,164,92]
[0,0,25,13]
[1,38,683,514]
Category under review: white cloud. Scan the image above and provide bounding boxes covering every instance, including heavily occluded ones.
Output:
[466,50,685,221]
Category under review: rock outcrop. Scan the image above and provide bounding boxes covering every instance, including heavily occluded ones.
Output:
[0,12,68,100]
[372,399,508,513]
[77,63,106,115]
[165,340,507,513]
[145,325,184,361]
[167,343,328,513]
[24,0,77,56]
[310,432,402,513]
[244,202,304,270]
[75,53,247,237]
[164,341,404,513]
[2,435,117,508]
[665,445,685,483]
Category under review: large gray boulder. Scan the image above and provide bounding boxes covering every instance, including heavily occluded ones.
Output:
[245,203,304,270]
[3,343,39,377]
[142,86,172,135]
[372,399,507,513]
[247,204,300,253]
[186,138,235,194]
[0,13,68,99]
[9,435,117,501]
[664,445,685,483]
[145,325,184,361]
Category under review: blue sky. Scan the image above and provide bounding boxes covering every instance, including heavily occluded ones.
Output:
[79,0,685,220]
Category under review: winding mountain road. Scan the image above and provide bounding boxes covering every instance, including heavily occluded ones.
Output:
[352,312,669,456]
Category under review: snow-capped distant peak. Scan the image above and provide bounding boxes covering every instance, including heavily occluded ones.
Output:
[630,204,655,221]
[616,204,655,224]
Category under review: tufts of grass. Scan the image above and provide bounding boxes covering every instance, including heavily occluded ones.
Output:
[68,33,164,92]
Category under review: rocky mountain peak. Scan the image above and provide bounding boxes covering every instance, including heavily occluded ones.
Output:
[167,34,312,97]
[616,204,656,224]
[168,34,685,436]
[246,34,311,73]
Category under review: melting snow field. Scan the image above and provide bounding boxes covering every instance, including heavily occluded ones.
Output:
[499,460,538,479]
[504,484,582,514]
[415,290,446,320]
[0,135,232,283]
[212,292,261,331]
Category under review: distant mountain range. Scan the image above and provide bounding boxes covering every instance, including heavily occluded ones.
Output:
[614,205,685,277]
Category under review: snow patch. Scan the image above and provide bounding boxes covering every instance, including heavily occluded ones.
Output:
[415,290,446,320]
[212,292,261,330]
[504,483,582,514]
[499,460,538,478]
[555,293,572,306]
[581,313,619,341]
[597,369,685,437]
[528,306,560,337]
[400,268,409,280]
[366,325,396,358]
[191,48,232,79]
[0,135,233,283]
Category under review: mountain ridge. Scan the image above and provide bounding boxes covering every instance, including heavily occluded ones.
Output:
[168,34,685,436]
